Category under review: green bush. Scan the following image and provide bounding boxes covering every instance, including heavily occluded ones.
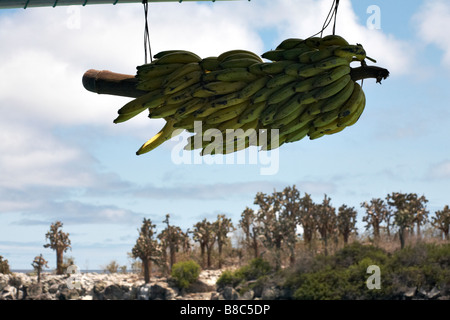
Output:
[216,258,273,289]
[171,260,201,289]
[0,256,11,274]
[216,270,243,288]
[236,258,272,281]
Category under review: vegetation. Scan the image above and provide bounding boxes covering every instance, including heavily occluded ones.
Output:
[132,218,160,283]
[31,254,48,283]
[2,184,449,301]
[0,255,11,274]
[170,260,201,290]
[43,221,71,275]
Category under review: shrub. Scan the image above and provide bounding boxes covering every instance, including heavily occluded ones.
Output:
[0,255,11,274]
[235,258,272,281]
[216,270,243,288]
[171,260,201,289]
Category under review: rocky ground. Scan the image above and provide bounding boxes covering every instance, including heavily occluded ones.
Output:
[1,269,448,300]
[0,269,225,300]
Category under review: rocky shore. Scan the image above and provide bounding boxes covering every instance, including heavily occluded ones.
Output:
[0,270,224,300]
[1,270,448,300]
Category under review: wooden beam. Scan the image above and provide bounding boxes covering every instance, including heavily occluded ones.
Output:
[0,0,245,10]
[82,69,146,98]
[83,65,390,98]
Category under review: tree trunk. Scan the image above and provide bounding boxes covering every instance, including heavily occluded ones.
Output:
[56,249,64,275]
[143,258,151,284]
[200,244,206,269]
[206,245,212,269]
[169,244,176,271]
[218,243,223,269]
[399,228,405,249]
[252,237,259,259]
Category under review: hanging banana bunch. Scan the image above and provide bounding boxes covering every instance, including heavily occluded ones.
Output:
[115,35,388,155]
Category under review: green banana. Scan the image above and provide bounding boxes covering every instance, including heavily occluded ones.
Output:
[261,49,285,61]
[199,56,221,71]
[238,101,267,124]
[218,50,262,62]
[338,88,366,127]
[162,62,201,87]
[202,68,258,82]
[305,37,323,49]
[166,83,202,105]
[174,98,207,119]
[284,124,310,143]
[293,77,317,93]
[298,45,337,63]
[344,93,366,127]
[312,65,351,88]
[270,98,306,128]
[136,119,180,155]
[308,128,325,140]
[239,76,271,99]
[136,75,166,91]
[206,92,249,111]
[113,108,145,124]
[271,93,304,121]
[117,90,165,115]
[311,107,340,128]
[312,74,351,100]
[260,132,287,151]
[266,73,298,88]
[153,50,192,59]
[260,100,286,125]
[164,70,202,95]
[319,35,349,48]
[251,85,281,104]
[194,81,248,97]
[267,84,296,105]
[338,82,364,118]
[136,63,184,79]
[149,102,182,119]
[315,56,351,70]
[282,47,314,61]
[315,79,355,113]
[154,51,201,65]
[334,45,366,61]
[261,60,296,74]
[276,38,304,50]
[279,115,312,136]
[220,58,261,69]
[205,100,250,125]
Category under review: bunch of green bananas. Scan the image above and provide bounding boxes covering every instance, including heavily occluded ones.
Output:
[116,35,370,155]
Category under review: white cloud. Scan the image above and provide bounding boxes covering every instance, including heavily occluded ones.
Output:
[427,160,450,180]
[414,0,450,69]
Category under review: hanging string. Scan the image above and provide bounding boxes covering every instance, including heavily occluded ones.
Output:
[332,0,340,35]
[142,0,153,64]
[310,0,340,38]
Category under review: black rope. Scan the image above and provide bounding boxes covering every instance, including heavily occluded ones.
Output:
[310,0,340,38]
[332,0,340,35]
[143,0,153,64]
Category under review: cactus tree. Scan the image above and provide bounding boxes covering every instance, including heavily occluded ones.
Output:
[214,214,234,269]
[132,218,160,283]
[432,205,450,240]
[31,254,49,283]
[43,221,71,275]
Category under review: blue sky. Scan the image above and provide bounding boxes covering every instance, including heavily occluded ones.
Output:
[1,0,449,270]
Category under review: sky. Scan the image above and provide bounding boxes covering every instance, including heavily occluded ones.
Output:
[0,0,449,270]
